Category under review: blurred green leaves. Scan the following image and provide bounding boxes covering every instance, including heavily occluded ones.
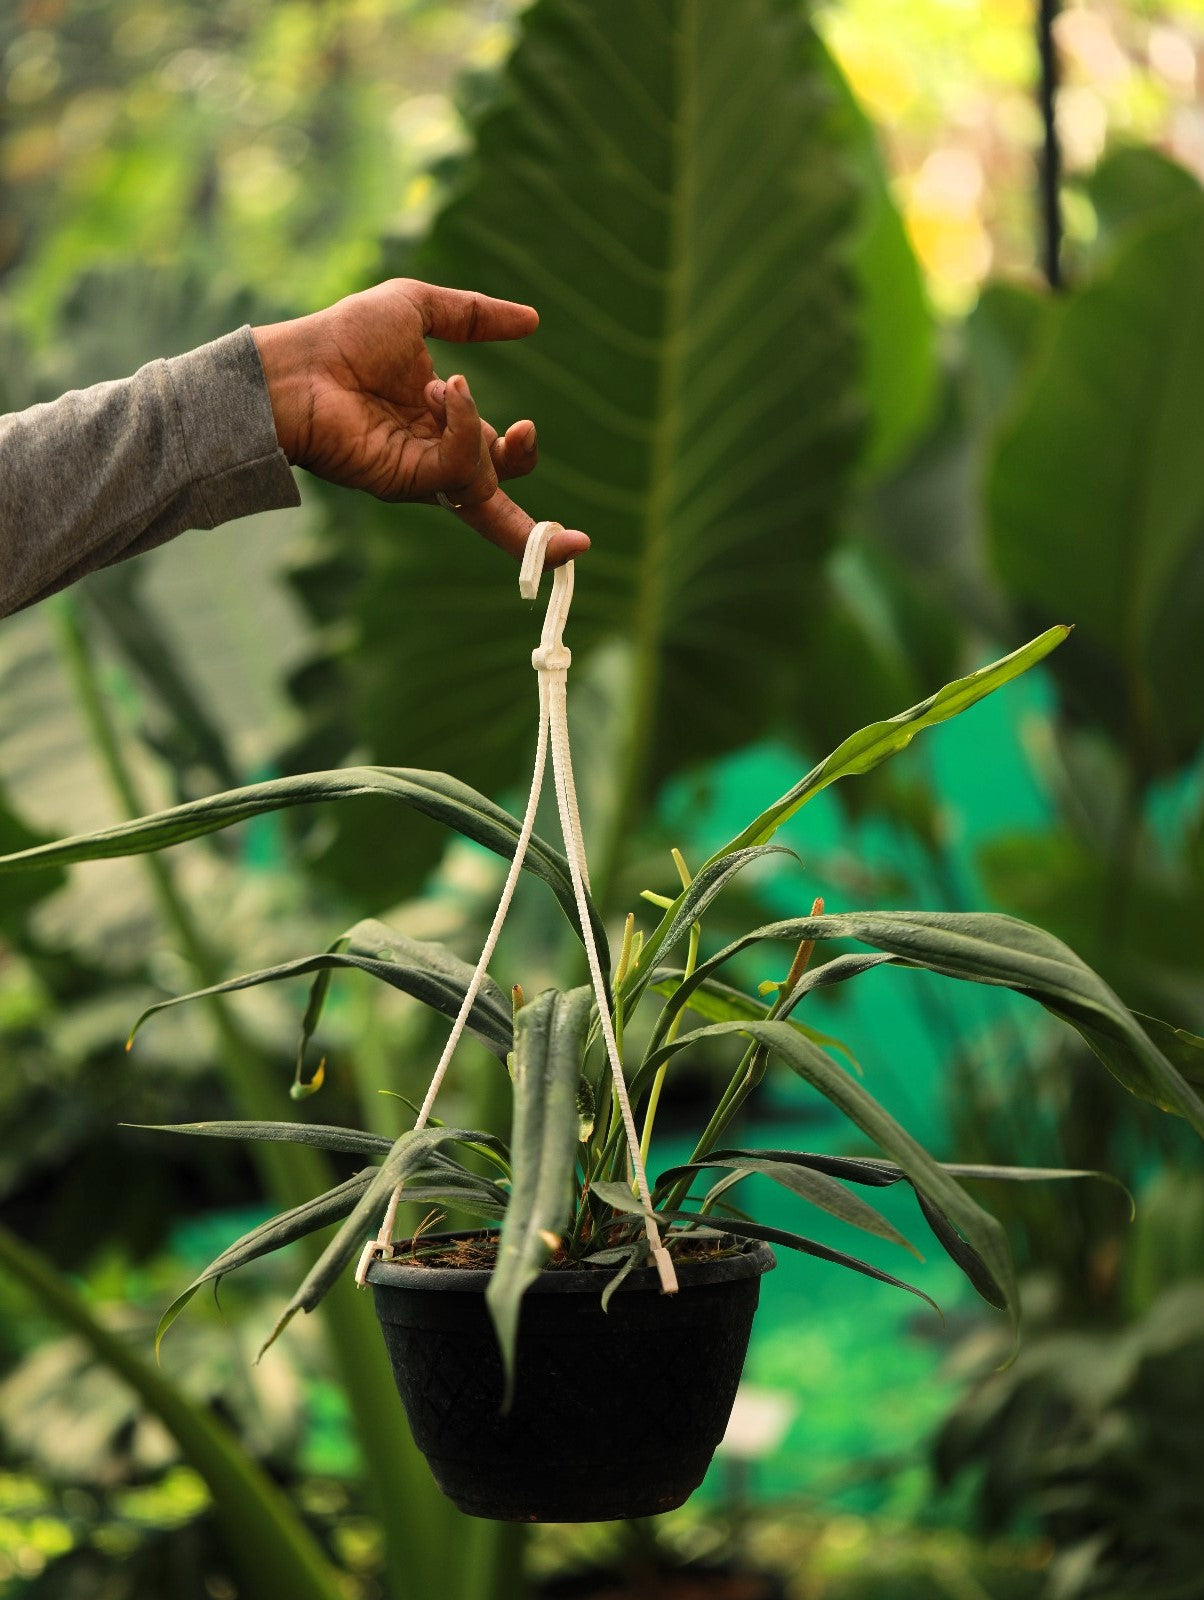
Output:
[988,188,1204,780]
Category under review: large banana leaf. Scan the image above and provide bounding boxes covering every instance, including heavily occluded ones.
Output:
[988,187,1204,778]
[294,0,863,905]
[0,1224,344,1600]
[647,910,1204,1136]
[487,986,594,1404]
[0,765,608,963]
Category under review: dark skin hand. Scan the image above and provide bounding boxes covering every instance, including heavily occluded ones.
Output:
[252,278,588,567]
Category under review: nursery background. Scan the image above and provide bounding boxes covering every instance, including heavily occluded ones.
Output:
[2,0,1203,1596]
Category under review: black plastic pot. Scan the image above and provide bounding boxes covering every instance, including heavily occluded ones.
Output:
[366,1232,775,1522]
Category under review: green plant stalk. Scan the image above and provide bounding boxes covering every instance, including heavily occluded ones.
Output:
[0,1223,344,1600]
[639,918,700,1170]
[56,598,454,1600]
[659,927,823,1212]
[458,1519,526,1600]
[659,1041,767,1215]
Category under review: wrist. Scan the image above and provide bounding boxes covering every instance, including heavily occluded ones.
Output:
[250,319,313,466]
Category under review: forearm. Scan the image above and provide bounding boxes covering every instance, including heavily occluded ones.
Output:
[0,327,300,618]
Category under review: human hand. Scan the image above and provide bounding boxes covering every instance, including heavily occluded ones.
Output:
[252,279,588,566]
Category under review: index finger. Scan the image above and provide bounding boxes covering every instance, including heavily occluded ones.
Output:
[407,280,539,343]
[453,489,590,568]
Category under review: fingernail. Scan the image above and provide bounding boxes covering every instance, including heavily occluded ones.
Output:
[522,424,537,452]
[449,374,465,396]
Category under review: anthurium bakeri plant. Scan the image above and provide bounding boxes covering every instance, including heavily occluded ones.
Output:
[3,623,1202,1406]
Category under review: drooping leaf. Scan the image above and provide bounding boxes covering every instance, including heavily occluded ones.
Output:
[599,1241,650,1312]
[636,1023,1017,1329]
[1134,1013,1204,1090]
[591,1189,941,1318]
[177,1150,507,1301]
[261,1126,509,1355]
[977,827,1204,1017]
[0,764,609,963]
[126,1120,393,1159]
[155,1169,377,1353]
[486,987,594,1406]
[692,1149,1131,1307]
[651,909,1204,1136]
[652,1153,917,1254]
[127,923,514,1062]
[734,1149,1131,1204]
[291,0,863,905]
[621,632,1068,986]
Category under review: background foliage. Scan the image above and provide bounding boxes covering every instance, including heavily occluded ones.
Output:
[2,0,1202,1597]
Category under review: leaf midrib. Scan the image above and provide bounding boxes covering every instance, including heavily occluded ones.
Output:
[599,2,696,904]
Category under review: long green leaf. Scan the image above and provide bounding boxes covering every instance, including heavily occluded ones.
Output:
[156,1169,376,1353]
[0,764,608,963]
[128,939,513,1061]
[639,1020,1019,1331]
[262,1126,509,1354]
[589,1189,941,1319]
[1135,1012,1204,1089]
[716,628,1069,854]
[0,1225,344,1600]
[671,1148,1130,1308]
[652,1154,917,1255]
[651,909,1204,1135]
[720,1149,1131,1205]
[486,987,594,1407]
[621,632,1069,1005]
[128,1120,393,1158]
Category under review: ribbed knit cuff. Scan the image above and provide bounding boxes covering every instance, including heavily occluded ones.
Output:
[164,326,301,527]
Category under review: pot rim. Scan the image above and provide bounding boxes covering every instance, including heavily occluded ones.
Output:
[365,1227,776,1295]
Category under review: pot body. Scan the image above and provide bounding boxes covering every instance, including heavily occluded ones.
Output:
[366,1234,775,1522]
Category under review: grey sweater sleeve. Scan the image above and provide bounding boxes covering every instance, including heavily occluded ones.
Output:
[0,326,302,618]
